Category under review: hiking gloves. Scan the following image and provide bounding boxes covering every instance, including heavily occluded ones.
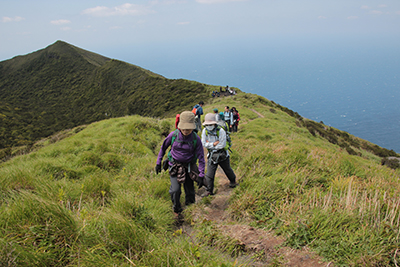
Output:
[197,176,205,189]
[155,164,161,174]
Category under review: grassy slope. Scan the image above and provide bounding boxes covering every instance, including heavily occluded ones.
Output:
[213,94,400,266]
[0,41,214,149]
[1,92,399,266]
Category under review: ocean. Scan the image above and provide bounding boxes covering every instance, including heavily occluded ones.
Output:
[114,37,400,153]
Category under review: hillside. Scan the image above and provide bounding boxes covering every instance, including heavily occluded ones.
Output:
[0,41,212,149]
[1,93,400,266]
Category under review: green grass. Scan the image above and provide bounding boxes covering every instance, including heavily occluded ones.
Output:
[223,94,400,266]
[0,41,214,150]
[0,115,238,266]
[1,93,400,266]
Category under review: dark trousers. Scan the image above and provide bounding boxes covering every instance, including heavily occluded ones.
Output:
[232,124,238,132]
[169,173,195,213]
[205,156,236,194]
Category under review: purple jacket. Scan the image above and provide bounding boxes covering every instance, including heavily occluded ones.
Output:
[156,130,205,177]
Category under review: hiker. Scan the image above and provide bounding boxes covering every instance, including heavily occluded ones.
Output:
[213,108,220,121]
[155,111,205,215]
[232,107,240,132]
[218,111,230,134]
[192,101,204,133]
[201,113,237,197]
[223,106,234,131]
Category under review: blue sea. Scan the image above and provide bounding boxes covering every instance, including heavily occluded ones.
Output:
[110,36,400,152]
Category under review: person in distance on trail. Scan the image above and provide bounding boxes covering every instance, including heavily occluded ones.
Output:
[192,101,204,133]
[223,106,234,132]
[155,111,205,215]
[231,107,240,133]
[213,108,220,121]
[201,113,237,197]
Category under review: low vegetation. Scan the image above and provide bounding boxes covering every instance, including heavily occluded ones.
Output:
[0,41,214,149]
[223,94,400,266]
[0,115,235,266]
[1,92,400,266]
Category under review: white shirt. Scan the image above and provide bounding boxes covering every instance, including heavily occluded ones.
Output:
[201,126,230,157]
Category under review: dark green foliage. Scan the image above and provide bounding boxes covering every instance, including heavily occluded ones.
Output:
[0,41,210,150]
[302,119,399,158]
[381,157,400,169]
[276,104,302,120]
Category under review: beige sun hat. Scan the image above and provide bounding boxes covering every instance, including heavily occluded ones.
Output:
[178,111,196,130]
[203,113,217,125]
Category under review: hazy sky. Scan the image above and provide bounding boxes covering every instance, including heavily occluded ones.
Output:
[1,0,400,62]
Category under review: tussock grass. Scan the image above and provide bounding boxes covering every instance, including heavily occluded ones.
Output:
[223,94,400,266]
[1,93,400,266]
[0,115,236,266]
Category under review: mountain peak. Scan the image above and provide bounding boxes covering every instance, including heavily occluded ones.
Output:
[45,40,110,67]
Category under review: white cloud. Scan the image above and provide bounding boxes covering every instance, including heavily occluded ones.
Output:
[347,16,359,20]
[369,10,383,15]
[2,16,24,23]
[196,0,247,3]
[396,11,400,15]
[361,5,371,9]
[82,3,155,17]
[160,0,187,4]
[318,16,327,19]
[51,19,71,25]
[378,5,387,8]
[177,21,190,25]
[61,27,71,31]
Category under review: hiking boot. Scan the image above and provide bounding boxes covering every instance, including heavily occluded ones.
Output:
[229,183,238,188]
[201,191,213,197]
[173,212,184,225]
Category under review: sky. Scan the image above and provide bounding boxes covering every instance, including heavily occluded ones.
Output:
[1,0,400,64]
[2,0,400,152]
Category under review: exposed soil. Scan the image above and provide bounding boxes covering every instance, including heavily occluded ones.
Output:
[189,167,330,266]
[176,109,332,266]
[250,108,265,119]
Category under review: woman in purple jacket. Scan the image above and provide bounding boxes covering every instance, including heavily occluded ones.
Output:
[155,111,205,215]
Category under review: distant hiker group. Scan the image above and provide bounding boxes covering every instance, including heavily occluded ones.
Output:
[155,100,240,216]
[212,85,236,97]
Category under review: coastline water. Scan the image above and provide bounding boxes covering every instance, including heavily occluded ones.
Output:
[117,38,400,152]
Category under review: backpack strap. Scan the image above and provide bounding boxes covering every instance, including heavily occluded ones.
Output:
[205,126,232,152]
[205,126,221,137]
[168,130,197,162]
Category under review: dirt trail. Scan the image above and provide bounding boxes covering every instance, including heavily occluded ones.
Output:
[250,108,265,119]
[191,167,328,266]
[181,109,331,266]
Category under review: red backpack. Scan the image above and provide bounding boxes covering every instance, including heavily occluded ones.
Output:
[175,114,180,129]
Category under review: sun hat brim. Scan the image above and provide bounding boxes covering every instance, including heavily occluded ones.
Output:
[178,121,196,130]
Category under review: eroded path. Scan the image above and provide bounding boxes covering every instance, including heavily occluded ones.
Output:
[190,168,328,266]
[180,109,331,266]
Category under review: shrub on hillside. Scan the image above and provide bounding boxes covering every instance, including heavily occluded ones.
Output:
[381,157,400,169]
